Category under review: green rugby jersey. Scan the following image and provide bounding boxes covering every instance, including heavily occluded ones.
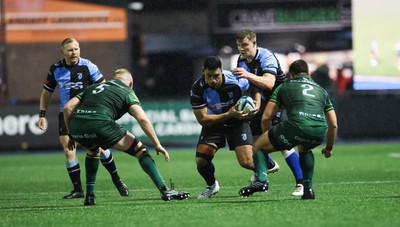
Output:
[270,74,334,127]
[73,79,140,121]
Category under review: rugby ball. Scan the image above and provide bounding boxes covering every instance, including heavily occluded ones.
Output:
[237,96,255,113]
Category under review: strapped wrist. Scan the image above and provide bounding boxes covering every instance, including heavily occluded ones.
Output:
[39,110,46,117]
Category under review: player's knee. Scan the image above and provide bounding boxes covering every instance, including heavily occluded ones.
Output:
[124,138,149,158]
[138,153,153,163]
[195,144,216,167]
[86,153,96,159]
[63,146,75,155]
[195,156,208,167]
[239,159,254,170]
[235,145,254,169]
[87,150,100,157]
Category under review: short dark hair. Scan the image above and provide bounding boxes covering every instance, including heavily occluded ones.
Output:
[289,59,309,76]
[203,56,222,70]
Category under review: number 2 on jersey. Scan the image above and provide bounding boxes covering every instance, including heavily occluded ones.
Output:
[301,84,315,97]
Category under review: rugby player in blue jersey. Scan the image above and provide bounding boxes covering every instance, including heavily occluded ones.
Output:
[36,38,128,199]
[233,29,304,196]
[191,56,257,199]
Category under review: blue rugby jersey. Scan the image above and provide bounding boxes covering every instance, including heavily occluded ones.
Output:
[43,58,104,112]
[190,70,250,118]
[237,47,287,100]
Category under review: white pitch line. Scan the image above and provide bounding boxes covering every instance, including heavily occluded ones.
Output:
[1,180,400,212]
[389,153,400,158]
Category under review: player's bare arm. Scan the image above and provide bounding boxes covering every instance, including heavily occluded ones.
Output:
[322,110,338,158]
[193,104,246,126]
[63,97,81,150]
[233,68,276,91]
[260,101,280,133]
[36,89,53,131]
[249,86,262,115]
[129,104,170,162]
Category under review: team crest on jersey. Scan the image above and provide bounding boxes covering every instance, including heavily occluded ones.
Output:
[241,133,247,141]
[77,73,83,80]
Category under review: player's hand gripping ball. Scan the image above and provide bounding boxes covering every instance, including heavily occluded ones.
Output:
[236,96,255,114]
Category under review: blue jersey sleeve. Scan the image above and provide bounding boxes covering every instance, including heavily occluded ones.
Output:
[223,70,250,92]
[259,48,278,76]
[238,77,250,92]
[79,58,104,83]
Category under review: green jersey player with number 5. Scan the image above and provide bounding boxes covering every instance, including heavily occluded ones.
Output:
[239,59,338,200]
[63,68,189,205]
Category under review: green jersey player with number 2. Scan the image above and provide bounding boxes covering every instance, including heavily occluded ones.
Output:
[239,59,338,200]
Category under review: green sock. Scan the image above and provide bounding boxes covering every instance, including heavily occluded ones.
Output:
[139,154,165,190]
[253,150,268,182]
[85,155,100,196]
[299,150,314,189]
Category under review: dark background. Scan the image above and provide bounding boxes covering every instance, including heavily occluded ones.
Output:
[0,0,399,150]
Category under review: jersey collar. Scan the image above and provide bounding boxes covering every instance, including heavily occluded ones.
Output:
[293,73,309,79]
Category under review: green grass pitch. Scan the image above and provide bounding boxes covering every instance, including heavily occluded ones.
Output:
[0,142,399,226]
